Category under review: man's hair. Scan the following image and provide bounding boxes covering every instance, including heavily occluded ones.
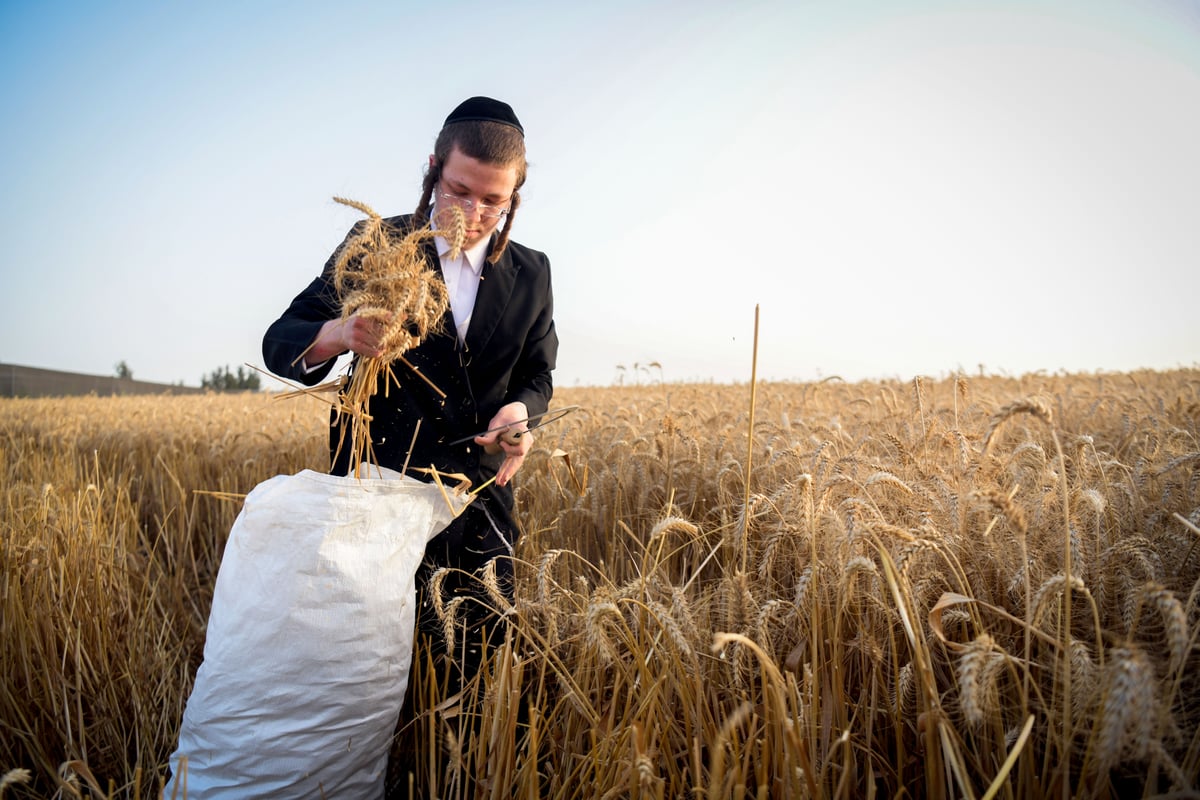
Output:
[415,120,527,264]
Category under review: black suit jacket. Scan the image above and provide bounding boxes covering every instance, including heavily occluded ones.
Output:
[262,214,557,507]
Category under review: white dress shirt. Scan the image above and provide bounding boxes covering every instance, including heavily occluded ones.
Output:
[433,216,492,345]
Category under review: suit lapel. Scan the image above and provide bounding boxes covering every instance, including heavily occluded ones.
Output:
[465,247,518,353]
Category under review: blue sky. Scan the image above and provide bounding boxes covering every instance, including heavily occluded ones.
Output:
[2,0,1197,388]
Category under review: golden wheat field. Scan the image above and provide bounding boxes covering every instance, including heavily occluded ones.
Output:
[2,369,1199,799]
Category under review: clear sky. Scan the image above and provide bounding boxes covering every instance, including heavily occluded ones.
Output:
[2,0,1197,388]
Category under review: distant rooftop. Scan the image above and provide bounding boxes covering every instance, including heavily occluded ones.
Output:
[0,363,204,398]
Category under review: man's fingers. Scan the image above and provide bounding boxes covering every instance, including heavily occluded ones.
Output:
[495,452,524,487]
[343,315,391,357]
[343,312,397,357]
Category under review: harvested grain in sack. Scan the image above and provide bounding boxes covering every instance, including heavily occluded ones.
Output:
[165,465,469,799]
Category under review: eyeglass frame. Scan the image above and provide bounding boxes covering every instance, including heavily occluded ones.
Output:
[436,184,511,220]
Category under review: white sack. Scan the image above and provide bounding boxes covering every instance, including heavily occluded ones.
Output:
[165,466,467,800]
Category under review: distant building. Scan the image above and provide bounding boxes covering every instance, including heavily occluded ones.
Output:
[0,363,204,398]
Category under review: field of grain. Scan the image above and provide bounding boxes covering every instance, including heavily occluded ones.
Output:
[2,369,1199,798]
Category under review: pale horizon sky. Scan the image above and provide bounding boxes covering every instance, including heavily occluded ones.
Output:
[2,0,1197,389]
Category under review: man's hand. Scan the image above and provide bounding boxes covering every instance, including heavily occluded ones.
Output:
[475,402,531,487]
[308,312,395,363]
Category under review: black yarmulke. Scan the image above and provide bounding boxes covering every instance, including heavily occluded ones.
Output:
[443,96,524,136]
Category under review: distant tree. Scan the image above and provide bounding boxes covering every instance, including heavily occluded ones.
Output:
[201,364,261,392]
[114,360,133,380]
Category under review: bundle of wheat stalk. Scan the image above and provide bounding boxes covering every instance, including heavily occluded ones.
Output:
[317,196,463,473]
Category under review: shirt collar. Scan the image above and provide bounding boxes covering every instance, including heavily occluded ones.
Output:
[432,216,491,276]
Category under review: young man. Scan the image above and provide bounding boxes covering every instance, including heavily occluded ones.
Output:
[263,96,557,688]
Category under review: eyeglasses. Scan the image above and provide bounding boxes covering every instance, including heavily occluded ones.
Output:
[437,188,510,220]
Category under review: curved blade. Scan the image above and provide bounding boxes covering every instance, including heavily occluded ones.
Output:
[446,405,580,446]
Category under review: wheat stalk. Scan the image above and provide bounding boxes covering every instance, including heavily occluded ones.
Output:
[1095,645,1158,771]
[958,634,1005,728]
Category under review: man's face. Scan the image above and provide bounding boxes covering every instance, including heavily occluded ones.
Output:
[433,146,519,249]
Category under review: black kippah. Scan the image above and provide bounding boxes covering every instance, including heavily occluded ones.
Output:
[443,96,524,136]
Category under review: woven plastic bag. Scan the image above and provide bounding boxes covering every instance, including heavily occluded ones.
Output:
[164,465,468,799]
